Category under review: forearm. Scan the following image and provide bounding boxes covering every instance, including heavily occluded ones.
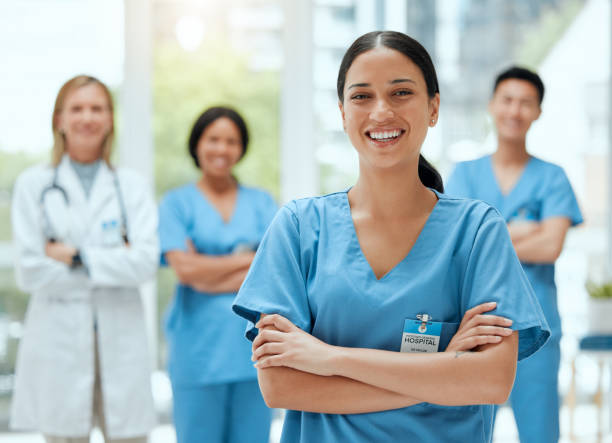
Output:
[258,366,422,414]
[168,251,253,286]
[513,232,562,263]
[329,333,518,405]
[84,241,158,286]
[191,268,249,293]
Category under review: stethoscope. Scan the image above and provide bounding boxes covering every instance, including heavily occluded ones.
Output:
[39,166,129,244]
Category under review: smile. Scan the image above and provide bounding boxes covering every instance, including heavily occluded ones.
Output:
[366,129,405,142]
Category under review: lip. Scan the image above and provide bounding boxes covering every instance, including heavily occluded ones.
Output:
[365,128,406,147]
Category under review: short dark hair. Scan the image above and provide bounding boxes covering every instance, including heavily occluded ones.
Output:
[188,106,249,169]
[336,31,443,193]
[493,66,545,105]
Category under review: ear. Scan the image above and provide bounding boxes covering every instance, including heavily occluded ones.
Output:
[533,105,542,121]
[428,93,440,127]
[338,100,346,132]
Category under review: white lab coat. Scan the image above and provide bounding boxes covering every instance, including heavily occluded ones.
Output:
[9,155,158,438]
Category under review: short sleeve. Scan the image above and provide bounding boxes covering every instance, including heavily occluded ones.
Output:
[460,209,550,360]
[540,167,583,226]
[158,191,190,266]
[233,203,311,341]
[445,163,471,198]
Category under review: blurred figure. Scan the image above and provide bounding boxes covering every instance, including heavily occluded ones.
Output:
[10,75,159,442]
[446,66,583,443]
[158,107,277,443]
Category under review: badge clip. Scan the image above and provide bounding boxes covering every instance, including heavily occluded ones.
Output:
[416,313,431,333]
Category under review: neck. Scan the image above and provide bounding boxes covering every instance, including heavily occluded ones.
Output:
[493,136,530,166]
[66,146,102,164]
[349,159,434,218]
[198,173,236,194]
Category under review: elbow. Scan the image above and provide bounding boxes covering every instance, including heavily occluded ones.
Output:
[485,363,516,404]
[257,368,291,409]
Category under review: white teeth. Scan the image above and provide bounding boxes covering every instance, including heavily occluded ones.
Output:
[370,130,401,140]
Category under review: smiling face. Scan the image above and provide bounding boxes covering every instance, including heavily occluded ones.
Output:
[196,117,243,179]
[56,83,113,163]
[338,47,439,171]
[489,78,541,143]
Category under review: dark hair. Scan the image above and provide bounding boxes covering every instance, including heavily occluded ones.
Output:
[337,31,443,193]
[493,66,545,105]
[188,106,249,169]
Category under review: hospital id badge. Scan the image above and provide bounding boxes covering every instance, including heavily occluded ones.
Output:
[400,315,442,353]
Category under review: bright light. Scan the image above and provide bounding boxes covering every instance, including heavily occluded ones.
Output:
[175,15,205,52]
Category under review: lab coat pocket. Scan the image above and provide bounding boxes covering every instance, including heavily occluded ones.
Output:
[439,321,459,352]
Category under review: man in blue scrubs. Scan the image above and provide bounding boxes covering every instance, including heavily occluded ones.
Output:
[446,66,583,443]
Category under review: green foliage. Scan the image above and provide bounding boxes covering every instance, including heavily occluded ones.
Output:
[515,0,585,67]
[153,40,280,199]
[586,281,612,299]
[0,151,43,242]
[0,151,43,192]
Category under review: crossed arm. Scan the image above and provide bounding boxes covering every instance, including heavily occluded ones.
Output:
[165,240,254,293]
[507,217,571,263]
[252,303,517,414]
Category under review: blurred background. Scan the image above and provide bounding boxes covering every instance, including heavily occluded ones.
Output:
[0,0,610,441]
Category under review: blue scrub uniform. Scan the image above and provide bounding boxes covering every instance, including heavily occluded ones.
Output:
[158,183,277,443]
[447,155,582,443]
[232,189,549,443]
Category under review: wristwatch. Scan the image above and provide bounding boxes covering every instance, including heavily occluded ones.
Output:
[70,249,83,269]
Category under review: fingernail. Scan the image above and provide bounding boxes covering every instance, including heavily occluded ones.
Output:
[505,319,513,325]
[488,302,497,306]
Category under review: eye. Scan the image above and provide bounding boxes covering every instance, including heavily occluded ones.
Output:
[393,89,413,97]
[350,93,370,101]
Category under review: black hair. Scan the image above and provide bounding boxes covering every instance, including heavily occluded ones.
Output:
[337,31,444,193]
[188,106,249,169]
[493,66,545,105]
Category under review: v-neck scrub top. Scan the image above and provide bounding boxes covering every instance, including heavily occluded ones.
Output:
[232,190,549,443]
[446,155,583,338]
[159,183,278,386]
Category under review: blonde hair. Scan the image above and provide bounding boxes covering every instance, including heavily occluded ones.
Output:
[51,75,115,166]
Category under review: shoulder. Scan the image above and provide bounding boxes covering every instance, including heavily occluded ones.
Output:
[160,183,195,202]
[437,192,505,236]
[240,185,277,204]
[453,155,490,172]
[14,163,53,192]
[270,191,347,234]
[529,156,568,179]
[289,190,347,221]
[114,166,148,188]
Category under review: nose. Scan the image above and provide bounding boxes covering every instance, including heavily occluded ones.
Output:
[370,98,394,122]
[508,101,521,117]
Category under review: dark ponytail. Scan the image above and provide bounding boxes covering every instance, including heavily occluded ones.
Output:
[418,155,444,193]
[338,31,444,193]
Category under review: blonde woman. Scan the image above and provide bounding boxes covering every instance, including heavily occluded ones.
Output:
[10,75,158,442]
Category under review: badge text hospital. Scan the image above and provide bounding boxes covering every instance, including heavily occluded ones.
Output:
[400,314,441,353]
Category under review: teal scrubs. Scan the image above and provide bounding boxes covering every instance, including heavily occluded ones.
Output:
[447,155,582,443]
[159,183,277,443]
[233,189,549,443]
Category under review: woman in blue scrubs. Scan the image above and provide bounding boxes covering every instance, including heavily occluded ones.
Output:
[232,32,550,442]
[158,107,277,443]
[446,67,583,443]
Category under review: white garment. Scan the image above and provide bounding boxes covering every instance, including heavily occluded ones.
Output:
[10,155,158,438]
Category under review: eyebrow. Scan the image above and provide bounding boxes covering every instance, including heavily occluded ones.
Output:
[347,78,416,90]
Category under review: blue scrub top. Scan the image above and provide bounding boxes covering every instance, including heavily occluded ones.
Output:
[233,190,549,443]
[446,155,582,337]
[159,183,278,387]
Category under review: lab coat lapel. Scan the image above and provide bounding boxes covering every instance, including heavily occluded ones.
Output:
[56,155,89,244]
[88,161,118,231]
